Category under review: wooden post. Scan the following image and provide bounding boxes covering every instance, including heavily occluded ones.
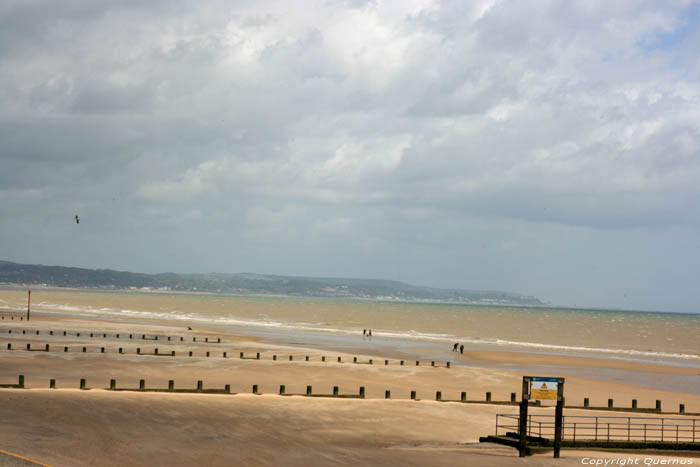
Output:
[400,360,404,366]
[197,381,203,392]
[171,351,175,356]
[80,378,86,390]
[26,343,30,350]
[415,361,419,366]
[656,400,662,411]
[446,362,450,368]
[385,390,391,399]
[511,392,516,403]
[369,359,373,364]
[169,380,174,391]
[461,392,466,402]
[137,348,140,354]
[632,399,637,409]
[139,379,145,391]
[101,347,104,353]
[50,379,55,389]
[322,356,326,362]
[680,404,685,414]
[410,390,416,400]
[306,385,312,395]
[486,392,491,402]
[385,360,388,365]
[256,352,260,360]
[252,384,258,394]
[608,398,613,408]
[553,379,565,459]
[279,385,285,395]
[205,338,208,343]
[189,351,192,357]
[206,352,210,357]
[155,348,159,355]
[353,357,357,363]
[337,357,341,362]
[110,379,116,390]
[223,352,227,358]
[82,346,86,353]
[359,387,365,398]
[217,338,220,343]
[273,355,277,360]
[333,386,339,396]
[118,347,123,354]
[64,346,68,352]
[584,397,589,407]
[19,375,25,388]
[436,391,441,401]
[225,384,230,393]
[519,377,530,457]
[431,361,435,367]
[305,356,309,361]
[289,355,293,361]
[6,343,10,350]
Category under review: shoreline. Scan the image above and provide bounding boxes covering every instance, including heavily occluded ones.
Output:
[3,305,699,369]
[2,309,699,396]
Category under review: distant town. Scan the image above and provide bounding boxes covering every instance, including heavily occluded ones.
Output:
[0,260,545,306]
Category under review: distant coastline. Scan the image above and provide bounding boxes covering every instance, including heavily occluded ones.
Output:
[0,259,545,307]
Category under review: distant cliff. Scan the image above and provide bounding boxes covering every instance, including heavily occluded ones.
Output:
[0,260,545,306]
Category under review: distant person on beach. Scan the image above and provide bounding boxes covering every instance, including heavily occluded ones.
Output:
[453,343,459,352]
[363,329,366,337]
[459,344,464,355]
[368,330,372,338]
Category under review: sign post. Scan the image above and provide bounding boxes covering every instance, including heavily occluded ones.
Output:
[521,376,565,458]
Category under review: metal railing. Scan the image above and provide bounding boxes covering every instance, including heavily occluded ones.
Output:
[496,414,700,444]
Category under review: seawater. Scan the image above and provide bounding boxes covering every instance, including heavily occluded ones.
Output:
[1,288,699,366]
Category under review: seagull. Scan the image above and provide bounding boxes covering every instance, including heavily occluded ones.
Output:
[74,215,80,224]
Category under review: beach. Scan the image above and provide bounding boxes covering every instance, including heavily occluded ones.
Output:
[1,290,699,466]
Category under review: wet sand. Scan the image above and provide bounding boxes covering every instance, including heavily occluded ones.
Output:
[1,312,699,466]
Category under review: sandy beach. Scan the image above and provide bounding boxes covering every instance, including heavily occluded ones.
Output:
[1,310,699,466]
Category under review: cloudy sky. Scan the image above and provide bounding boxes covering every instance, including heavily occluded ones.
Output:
[1,1,699,312]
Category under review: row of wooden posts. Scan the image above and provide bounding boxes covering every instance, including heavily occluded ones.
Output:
[3,341,450,367]
[0,375,690,413]
[3,327,220,343]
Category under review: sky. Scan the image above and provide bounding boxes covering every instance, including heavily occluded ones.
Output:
[1,0,699,313]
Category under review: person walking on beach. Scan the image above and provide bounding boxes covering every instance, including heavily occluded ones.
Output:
[459,344,464,355]
[368,330,372,338]
[453,343,459,352]
[363,329,366,337]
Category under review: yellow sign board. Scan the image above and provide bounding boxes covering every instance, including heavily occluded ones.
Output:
[530,380,558,400]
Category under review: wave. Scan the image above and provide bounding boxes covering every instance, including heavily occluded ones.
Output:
[26,301,700,363]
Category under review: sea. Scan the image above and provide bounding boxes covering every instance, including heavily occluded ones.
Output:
[1,288,698,365]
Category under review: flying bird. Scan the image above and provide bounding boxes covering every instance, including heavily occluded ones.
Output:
[74,215,80,224]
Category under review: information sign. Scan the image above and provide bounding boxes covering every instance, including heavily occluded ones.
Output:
[530,377,559,401]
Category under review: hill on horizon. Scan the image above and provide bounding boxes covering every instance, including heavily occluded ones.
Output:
[0,260,545,306]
